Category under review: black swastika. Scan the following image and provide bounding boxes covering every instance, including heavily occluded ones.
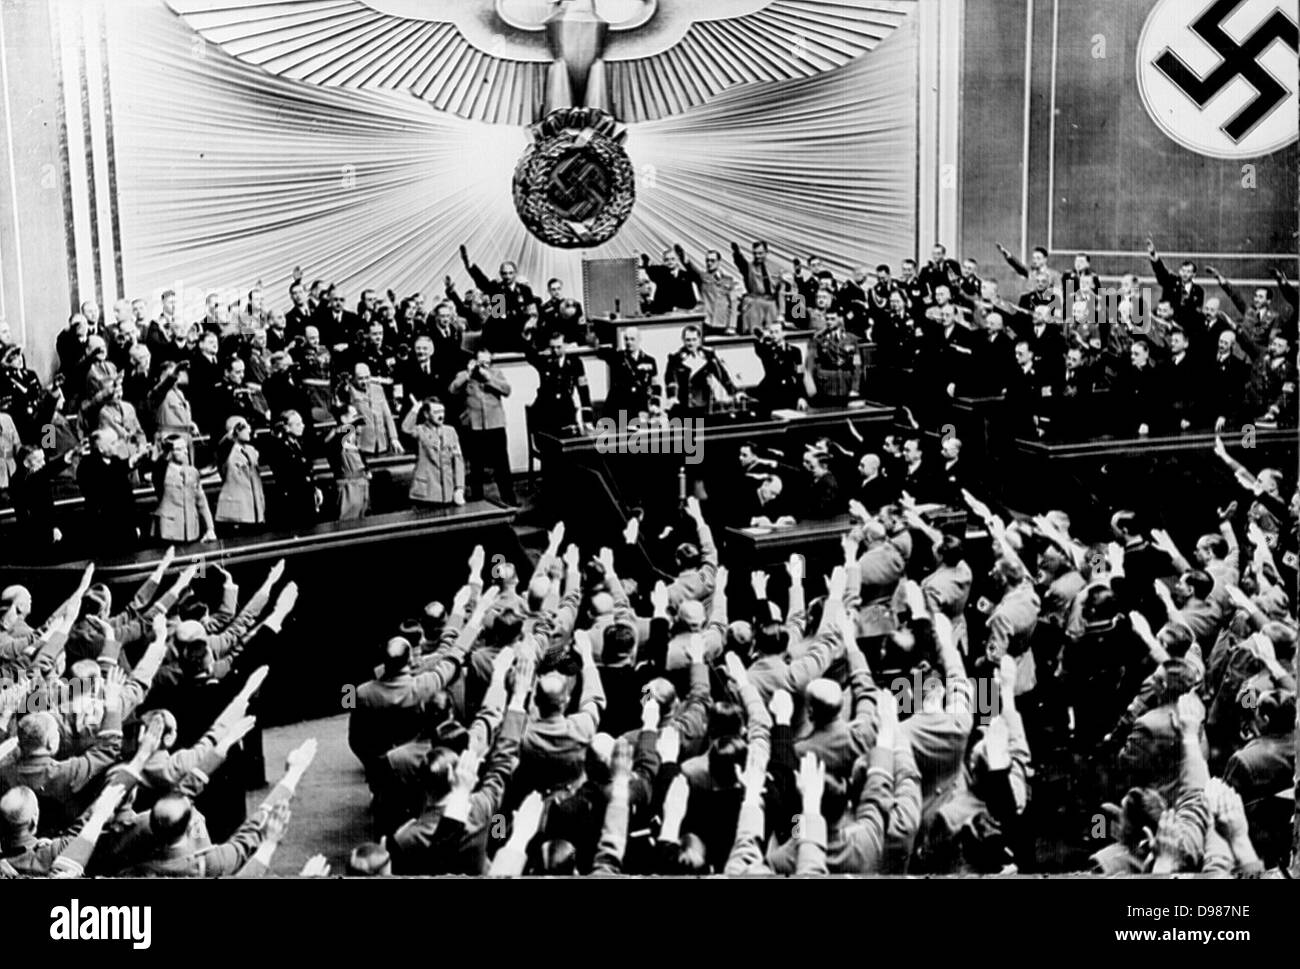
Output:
[546,150,611,223]
[1154,0,1299,142]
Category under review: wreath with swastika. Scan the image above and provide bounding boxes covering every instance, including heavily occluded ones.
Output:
[512,107,636,248]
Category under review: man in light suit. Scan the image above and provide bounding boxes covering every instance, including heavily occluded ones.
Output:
[344,362,403,459]
[447,347,514,504]
[152,436,216,544]
[983,558,1042,697]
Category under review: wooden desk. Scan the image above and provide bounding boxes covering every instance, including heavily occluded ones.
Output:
[1007,428,1298,537]
[0,500,523,728]
[532,404,897,546]
[725,508,971,567]
[2,500,516,581]
[1014,427,1299,460]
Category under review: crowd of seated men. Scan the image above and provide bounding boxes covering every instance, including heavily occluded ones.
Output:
[1,551,316,877]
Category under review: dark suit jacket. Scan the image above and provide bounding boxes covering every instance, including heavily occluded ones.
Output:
[395,358,446,407]
[646,265,699,313]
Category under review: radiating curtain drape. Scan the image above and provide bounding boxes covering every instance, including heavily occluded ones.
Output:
[108,0,917,317]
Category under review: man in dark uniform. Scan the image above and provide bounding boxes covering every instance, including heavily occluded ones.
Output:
[804,312,861,407]
[599,326,661,418]
[898,259,927,314]
[527,330,591,433]
[918,244,963,305]
[352,321,398,387]
[836,267,872,338]
[752,319,807,412]
[264,409,319,528]
[664,325,736,416]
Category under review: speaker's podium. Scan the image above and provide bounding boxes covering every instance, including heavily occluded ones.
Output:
[581,256,706,347]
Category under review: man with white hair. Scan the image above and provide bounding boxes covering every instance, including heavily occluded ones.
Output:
[76,428,145,551]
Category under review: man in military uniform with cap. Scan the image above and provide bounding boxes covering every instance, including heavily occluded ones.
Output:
[599,326,661,418]
[527,329,592,434]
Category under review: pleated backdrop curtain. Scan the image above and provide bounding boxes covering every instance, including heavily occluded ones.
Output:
[107,0,918,317]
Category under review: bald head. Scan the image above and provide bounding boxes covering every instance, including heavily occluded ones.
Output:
[643,678,678,712]
[383,636,413,675]
[536,671,571,716]
[806,679,843,727]
[150,796,194,845]
[0,786,38,840]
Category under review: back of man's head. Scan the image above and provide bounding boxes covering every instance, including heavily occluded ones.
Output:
[805,679,843,729]
[754,621,787,657]
[18,713,58,756]
[535,672,570,717]
[425,748,459,802]
[539,839,577,875]
[490,610,524,649]
[591,591,615,617]
[820,773,850,826]
[347,842,392,876]
[643,678,678,714]
[603,622,637,665]
[675,542,702,572]
[381,636,413,677]
[678,599,705,631]
[708,735,748,783]
[0,786,39,842]
[527,575,552,611]
[149,796,194,845]
[420,601,447,641]
[175,592,209,624]
[937,534,965,567]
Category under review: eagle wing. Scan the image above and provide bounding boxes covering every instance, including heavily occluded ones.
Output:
[165,0,551,125]
[166,0,916,125]
[604,1,918,122]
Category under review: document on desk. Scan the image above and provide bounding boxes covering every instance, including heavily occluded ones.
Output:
[769,409,803,421]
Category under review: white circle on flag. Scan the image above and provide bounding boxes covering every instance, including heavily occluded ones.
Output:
[1136,0,1299,159]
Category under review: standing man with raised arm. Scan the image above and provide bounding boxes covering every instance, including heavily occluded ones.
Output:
[459,244,537,353]
[731,239,780,334]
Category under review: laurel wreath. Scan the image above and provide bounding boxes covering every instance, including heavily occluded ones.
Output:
[512,108,636,249]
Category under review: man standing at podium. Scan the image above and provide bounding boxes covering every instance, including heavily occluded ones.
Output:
[642,247,700,315]
[600,326,661,418]
[665,325,736,416]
